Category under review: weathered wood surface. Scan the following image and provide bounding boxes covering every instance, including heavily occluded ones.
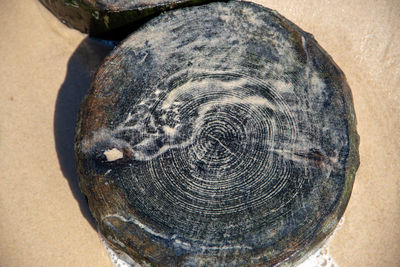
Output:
[75,1,359,265]
[39,0,216,39]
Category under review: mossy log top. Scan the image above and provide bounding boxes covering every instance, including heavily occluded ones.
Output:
[39,0,216,39]
[75,1,359,265]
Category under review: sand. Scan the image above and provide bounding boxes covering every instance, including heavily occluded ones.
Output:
[0,0,399,266]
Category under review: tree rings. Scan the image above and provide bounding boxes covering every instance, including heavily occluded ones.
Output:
[75,1,359,265]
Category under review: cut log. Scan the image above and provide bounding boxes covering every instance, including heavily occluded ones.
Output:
[75,1,359,265]
[39,0,217,39]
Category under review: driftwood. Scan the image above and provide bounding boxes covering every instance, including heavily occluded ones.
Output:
[39,0,216,39]
[75,1,359,265]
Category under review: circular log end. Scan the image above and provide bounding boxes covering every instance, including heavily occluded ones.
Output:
[75,1,359,265]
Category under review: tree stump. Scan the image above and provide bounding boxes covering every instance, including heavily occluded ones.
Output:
[75,1,360,265]
[39,0,216,39]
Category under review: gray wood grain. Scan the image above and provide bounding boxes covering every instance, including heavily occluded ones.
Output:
[75,1,359,265]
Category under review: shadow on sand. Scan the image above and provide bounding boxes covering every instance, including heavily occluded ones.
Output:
[54,37,114,229]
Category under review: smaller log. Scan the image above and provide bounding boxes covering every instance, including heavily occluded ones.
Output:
[39,0,217,39]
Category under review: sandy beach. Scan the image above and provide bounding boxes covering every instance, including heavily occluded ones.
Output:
[0,0,399,266]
